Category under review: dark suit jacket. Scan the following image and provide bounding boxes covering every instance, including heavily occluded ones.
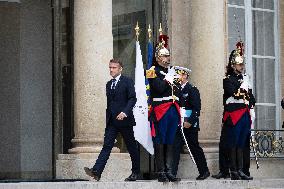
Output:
[106,75,137,127]
[180,82,201,129]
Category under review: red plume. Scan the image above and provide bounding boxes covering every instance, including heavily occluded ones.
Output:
[159,35,169,48]
[236,41,244,56]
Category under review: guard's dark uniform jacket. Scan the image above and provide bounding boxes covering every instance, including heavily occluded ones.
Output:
[223,72,255,126]
[180,82,201,130]
[146,64,181,143]
[148,65,181,106]
[147,65,181,123]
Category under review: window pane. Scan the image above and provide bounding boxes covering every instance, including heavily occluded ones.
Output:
[228,7,245,53]
[112,0,151,79]
[252,11,274,56]
[252,0,274,10]
[228,0,244,6]
[255,106,276,129]
[252,58,275,103]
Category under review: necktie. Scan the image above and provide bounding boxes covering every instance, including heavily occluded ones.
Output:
[111,79,116,90]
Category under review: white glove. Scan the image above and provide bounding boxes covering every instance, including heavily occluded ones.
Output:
[160,67,180,85]
[240,74,251,91]
[240,81,249,91]
[168,67,176,76]
[164,73,174,84]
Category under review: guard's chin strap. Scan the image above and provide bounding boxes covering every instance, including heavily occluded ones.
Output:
[235,70,242,75]
[233,67,242,75]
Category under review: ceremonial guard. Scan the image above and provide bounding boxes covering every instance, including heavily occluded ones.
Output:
[146,33,181,182]
[222,41,255,180]
[171,67,210,180]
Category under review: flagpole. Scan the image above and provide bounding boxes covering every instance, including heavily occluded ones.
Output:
[135,21,140,41]
[158,23,163,35]
[148,24,152,42]
[133,21,154,156]
[147,24,153,176]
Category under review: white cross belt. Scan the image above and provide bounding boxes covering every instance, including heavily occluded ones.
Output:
[152,96,179,102]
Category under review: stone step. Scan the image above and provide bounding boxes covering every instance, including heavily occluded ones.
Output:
[57,153,284,181]
[0,179,284,189]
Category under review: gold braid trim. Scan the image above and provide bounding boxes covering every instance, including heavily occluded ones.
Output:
[146,66,157,78]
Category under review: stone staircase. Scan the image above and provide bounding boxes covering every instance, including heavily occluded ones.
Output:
[53,147,284,189]
[56,153,284,181]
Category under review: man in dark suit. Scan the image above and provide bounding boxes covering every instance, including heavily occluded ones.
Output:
[84,59,140,181]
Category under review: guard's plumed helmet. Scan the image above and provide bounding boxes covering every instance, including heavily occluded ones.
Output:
[230,41,245,64]
[155,34,170,57]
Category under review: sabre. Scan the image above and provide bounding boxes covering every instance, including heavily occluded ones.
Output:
[250,133,260,169]
[250,106,259,169]
[180,107,196,165]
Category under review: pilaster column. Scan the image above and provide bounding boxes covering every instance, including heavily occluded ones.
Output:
[170,0,226,147]
[69,0,115,153]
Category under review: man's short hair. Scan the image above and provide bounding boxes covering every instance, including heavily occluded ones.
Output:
[109,58,123,67]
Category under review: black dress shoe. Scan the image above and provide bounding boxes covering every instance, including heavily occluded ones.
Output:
[196,171,210,180]
[125,173,139,181]
[158,173,169,182]
[84,167,101,181]
[230,171,241,180]
[247,176,253,180]
[242,170,253,180]
[212,171,230,179]
[238,170,253,180]
[166,173,181,182]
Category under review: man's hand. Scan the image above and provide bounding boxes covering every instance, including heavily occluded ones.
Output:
[116,112,127,120]
[183,122,191,128]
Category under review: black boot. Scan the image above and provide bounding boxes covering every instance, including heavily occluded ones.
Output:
[230,171,241,180]
[196,171,210,180]
[155,144,165,172]
[242,169,253,180]
[238,170,253,180]
[229,148,240,180]
[155,144,168,182]
[212,171,230,179]
[166,172,181,182]
[243,141,253,180]
[165,145,181,182]
[125,172,140,181]
[237,148,252,180]
[158,172,169,182]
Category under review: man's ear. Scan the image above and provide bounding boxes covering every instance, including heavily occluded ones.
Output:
[156,56,160,62]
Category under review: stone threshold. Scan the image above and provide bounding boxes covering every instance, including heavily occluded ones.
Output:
[0,179,284,189]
